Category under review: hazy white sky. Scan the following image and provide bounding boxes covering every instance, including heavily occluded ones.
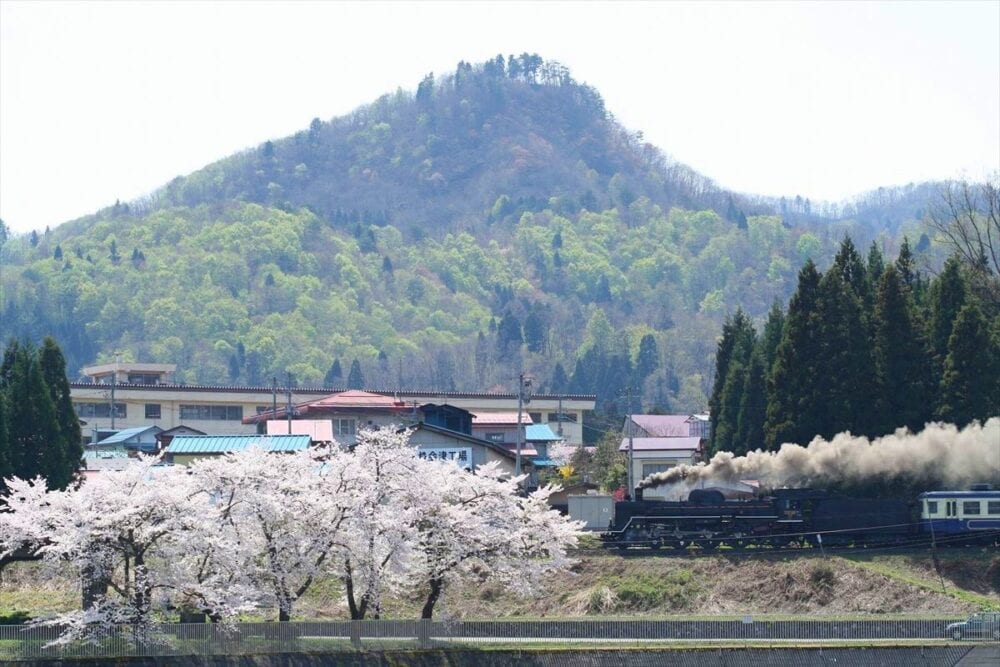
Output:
[1,1,998,234]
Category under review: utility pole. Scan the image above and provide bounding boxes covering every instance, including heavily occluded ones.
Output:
[556,395,564,437]
[514,373,531,477]
[286,372,293,434]
[626,386,634,500]
[110,353,121,430]
[271,376,278,422]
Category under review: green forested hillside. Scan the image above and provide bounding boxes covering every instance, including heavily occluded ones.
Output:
[0,56,950,420]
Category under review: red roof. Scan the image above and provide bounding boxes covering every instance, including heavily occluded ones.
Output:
[244,390,408,424]
[471,411,533,425]
[619,437,703,452]
[629,415,692,437]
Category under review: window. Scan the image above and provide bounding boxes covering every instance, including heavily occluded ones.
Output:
[127,373,161,385]
[334,418,356,436]
[528,412,542,424]
[642,463,674,477]
[485,432,505,443]
[74,402,126,418]
[988,501,1000,515]
[963,501,981,515]
[926,501,938,514]
[179,405,243,421]
[144,404,161,419]
[546,412,577,423]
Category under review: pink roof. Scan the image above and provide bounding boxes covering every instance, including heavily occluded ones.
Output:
[630,415,692,437]
[266,419,334,441]
[303,390,406,410]
[619,437,703,452]
[472,411,533,425]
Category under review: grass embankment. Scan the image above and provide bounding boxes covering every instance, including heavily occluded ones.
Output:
[2,551,997,622]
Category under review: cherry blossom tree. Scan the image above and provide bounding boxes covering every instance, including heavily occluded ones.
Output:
[186,445,355,622]
[409,461,583,619]
[0,457,211,642]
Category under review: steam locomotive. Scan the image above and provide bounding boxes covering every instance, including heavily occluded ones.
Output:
[573,486,1000,550]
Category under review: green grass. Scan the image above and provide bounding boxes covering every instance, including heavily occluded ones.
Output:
[843,557,1000,610]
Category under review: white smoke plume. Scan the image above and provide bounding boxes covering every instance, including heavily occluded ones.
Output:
[639,419,1000,493]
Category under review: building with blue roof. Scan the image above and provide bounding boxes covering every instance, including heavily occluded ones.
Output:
[165,434,312,465]
[92,425,163,454]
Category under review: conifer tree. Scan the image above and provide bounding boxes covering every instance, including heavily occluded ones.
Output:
[760,300,785,372]
[324,359,343,388]
[4,342,63,484]
[872,266,934,434]
[39,337,82,489]
[347,359,365,390]
[635,334,659,381]
[866,241,885,285]
[708,309,755,454]
[832,236,870,307]
[550,362,568,393]
[937,303,997,426]
[0,392,11,487]
[815,270,874,438]
[928,257,967,373]
[765,261,823,449]
[713,361,747,454]
[733,349,767,455]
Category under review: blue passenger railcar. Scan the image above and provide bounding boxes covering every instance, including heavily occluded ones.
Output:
[919,490,1000,544]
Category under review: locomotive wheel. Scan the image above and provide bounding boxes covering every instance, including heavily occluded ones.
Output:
[992,628,999,641]
[951,629,963,640]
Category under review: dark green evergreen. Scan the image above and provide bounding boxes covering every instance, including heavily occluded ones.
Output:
[928,257,967,373]
[325,359,343,388]
[765,261,823,449]
[872,266,934,434]
[38,337,83,489]
[708,309,756,455]
[760,300,785,372]
[937,303,997,426]
[347,359,365,390]
[0,392,11,485]
[4,341,63,485]
[713,361,747,455]
[733,349,768,455]
[815,269,875,438]
[831,236,870,307]
[866,242,885,285]
[635,334,660,382]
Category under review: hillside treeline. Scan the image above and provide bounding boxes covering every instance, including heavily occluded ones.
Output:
[709,238,1000,458]
[0,55,961,430]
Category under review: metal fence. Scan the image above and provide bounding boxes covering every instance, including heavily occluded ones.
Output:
[0,617,989,660]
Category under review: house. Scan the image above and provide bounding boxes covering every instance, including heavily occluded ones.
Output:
[265,419,335,442]
[408,422,527,476]
[244,390,411,445]
[619,436,704,499]
[155,425,206,451]
[70,366,594,445]
[525,424,563,467]
[470,411,533,449]
[91,425,164,454]
[164,434,311,465]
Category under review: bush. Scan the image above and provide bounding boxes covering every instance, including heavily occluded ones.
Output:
[602,570,699,611]
[987,556,1000,593]
[0,610,30,625]
[810,563,837,591]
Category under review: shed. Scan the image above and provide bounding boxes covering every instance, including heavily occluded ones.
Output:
[92,425,164,454]
[165,434,311,465]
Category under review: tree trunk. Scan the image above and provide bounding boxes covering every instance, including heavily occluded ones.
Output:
[420,576,444,620]
[80,561,109,610]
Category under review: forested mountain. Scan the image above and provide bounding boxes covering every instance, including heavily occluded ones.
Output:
[0,55,965,426]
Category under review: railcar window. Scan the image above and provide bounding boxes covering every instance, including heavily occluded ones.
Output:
[962,501,981,515]
[926,501,938,514]
[988,501,1000,515]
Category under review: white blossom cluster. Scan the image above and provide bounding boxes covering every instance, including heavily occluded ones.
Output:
[0,428,582,643]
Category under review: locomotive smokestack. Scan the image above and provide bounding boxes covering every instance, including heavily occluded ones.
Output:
[639,418,1000,492]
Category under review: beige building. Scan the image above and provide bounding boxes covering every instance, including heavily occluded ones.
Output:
[70,363,593,445]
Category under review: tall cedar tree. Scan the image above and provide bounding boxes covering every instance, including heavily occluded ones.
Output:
[347,359,365,390]
[39,337,83,488]
[866,242,885,286]
[713,361,747,455]
[815,270,876,438]
[0,392,11,483]
[708,309,755,455]
[831,236,871,311]
[765,261,823,449]
[927,257,967,382]
[760,300,785,372]
[937,303,998,425]
[3,342,65,485]
[635,334,659,381]
[733,349,768,455]
[872,266,934,434]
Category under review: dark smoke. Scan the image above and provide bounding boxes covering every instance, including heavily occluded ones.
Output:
[639,419,1000,494]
